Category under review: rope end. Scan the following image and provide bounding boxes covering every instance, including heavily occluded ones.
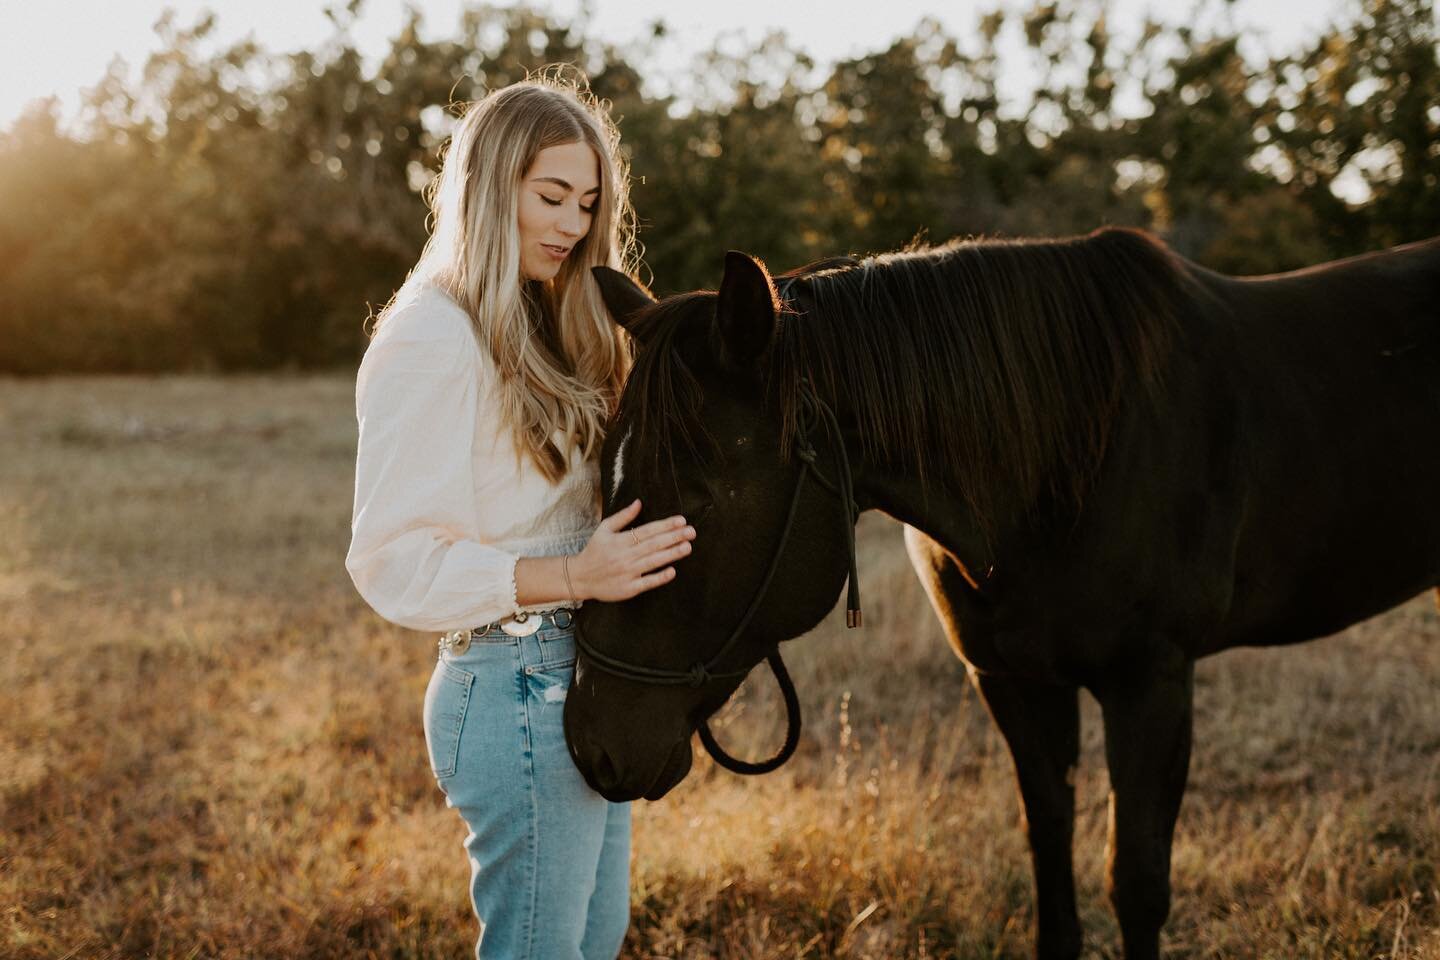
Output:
[846,609,862,628]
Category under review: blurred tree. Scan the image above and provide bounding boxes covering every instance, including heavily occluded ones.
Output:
[1199,186,1336,274]
[814,26,953,252]
[622,33,832,290]
[1260,0,1440,253]
[986,3,1156,236]
[1129,32,1272,257]
[0,96,200,372]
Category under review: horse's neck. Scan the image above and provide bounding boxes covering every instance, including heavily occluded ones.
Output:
[848,441,999,573]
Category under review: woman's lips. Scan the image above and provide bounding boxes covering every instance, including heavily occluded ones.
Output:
[542,243,570,260]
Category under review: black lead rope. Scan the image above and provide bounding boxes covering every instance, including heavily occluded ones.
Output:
[798,382,862,628]
[697,651,801,775]
[575,378,863,775]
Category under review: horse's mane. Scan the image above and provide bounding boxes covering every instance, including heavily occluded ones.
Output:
[622,227,1193,531]
[614,291,703,481]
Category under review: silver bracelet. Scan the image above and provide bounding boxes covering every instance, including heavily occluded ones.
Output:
[562,554,578,605]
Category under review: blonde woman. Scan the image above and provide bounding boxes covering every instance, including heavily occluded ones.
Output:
[345,74,695,958]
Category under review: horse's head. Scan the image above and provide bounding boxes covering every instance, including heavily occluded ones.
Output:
[563,252,857,802]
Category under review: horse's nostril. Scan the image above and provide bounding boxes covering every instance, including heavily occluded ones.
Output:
[592,746,620,791]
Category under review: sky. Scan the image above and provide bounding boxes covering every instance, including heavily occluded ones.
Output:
[2,0,1361,133]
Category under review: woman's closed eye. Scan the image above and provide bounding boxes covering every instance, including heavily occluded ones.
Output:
[540,194,596,214]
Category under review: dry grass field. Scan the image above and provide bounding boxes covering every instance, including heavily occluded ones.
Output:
[2,374,1438,959]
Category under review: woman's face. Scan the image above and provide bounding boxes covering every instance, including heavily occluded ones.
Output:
[517,140,601,282]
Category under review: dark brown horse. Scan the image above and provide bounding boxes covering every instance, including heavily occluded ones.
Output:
[562,228,1440,959]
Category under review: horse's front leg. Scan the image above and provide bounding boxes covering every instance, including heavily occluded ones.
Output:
[1092,647,1195,960]
[973,672,1083,960]
[903,525,1083,957]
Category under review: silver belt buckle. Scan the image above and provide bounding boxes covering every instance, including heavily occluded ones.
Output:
[500,611,543,637]
[440,629,472,655]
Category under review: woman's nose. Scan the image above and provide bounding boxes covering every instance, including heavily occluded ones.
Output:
[558,206,584,238]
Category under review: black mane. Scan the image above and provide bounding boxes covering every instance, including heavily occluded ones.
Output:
[621,227,1194,530]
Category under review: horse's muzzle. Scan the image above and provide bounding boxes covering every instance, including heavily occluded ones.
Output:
[569,730,693,802]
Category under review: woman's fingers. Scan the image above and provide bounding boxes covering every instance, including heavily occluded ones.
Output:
[628,515,693,546]
[586,504,694,600]
[599,504,692,551]
[637,538,692,572]
[599,498,642,531]
[630,567,676,595]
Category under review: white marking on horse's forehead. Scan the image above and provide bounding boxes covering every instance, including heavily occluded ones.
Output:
[609,425,633,503]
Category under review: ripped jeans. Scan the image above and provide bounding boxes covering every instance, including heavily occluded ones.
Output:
[424,620,631,959]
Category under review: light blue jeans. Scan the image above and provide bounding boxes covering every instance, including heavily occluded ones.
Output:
[423,619,631,959]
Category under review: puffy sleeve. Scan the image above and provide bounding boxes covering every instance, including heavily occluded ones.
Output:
[344,300,523,633]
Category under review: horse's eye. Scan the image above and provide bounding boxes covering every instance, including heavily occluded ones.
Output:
[676,474,715,525]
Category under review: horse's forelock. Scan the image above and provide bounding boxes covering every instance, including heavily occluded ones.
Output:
[619,291,719,478]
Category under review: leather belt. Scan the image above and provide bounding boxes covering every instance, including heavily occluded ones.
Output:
[438,608,576,656]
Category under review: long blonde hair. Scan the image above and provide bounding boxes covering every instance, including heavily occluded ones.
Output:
[373,69,638,482]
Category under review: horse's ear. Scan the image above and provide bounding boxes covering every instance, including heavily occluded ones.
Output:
[591,266,657,343]
[714,250,778,368]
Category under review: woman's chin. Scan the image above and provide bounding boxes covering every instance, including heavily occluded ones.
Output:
[521,259,563,283]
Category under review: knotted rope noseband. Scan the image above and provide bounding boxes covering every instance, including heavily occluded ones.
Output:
[574,377,863,775]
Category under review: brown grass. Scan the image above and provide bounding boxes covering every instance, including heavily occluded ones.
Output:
[2,374,1437,959]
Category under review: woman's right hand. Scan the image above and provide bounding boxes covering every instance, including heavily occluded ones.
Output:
[572,499,696,602]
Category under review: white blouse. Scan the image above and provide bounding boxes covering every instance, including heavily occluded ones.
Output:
[345,280,600,633]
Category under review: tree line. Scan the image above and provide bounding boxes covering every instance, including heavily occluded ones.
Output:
[0,0,1435,373]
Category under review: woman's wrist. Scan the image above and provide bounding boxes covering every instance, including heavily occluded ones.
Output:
[565,551,591,603]
[514,555,588,607]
